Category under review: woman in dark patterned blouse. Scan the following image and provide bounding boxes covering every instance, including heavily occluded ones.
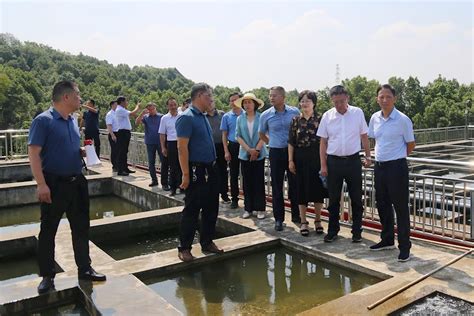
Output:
[288,90,328,236]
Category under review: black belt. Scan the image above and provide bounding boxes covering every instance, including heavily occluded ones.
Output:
[44,173,81,183]
[190,161,216,168]
[375,158,406,166]
[328,153,359,160]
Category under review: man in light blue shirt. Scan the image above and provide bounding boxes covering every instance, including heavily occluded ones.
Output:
[368,84,415,262]
[259,86,300,231]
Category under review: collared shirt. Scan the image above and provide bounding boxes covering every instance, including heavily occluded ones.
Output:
[206,109,225,144]
[105,109,118,132]
[220,109,244,143]
[368,108,415,162]
[83,110,99,133]
[176,105,216,163]
[114,105,132,130]
[142,113,163,145]
[28,108,82,176]
[288,113,321,148]
[317,105,368,156]
[259,104,300,148]
[158,112,179,141]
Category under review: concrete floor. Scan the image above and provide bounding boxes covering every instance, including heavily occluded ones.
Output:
[0,161,472,315]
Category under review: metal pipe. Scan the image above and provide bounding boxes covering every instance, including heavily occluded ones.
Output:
[367,248,474,310]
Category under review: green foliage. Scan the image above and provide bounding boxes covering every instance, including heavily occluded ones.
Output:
[0,33,472,130]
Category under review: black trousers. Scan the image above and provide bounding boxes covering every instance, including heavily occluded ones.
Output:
[215,143,228,196]
[84,130,100,158]
[179,162,219,250]
[116,129,131,173]
[160,155,169,187]
[269,148,299,222]
[327,154,363,235]
[38,173,91,277]
[228,141,240,202]
[108,133,118,170]
[375,159,411,251]
[241,159,266,212]
[167,141,182,191]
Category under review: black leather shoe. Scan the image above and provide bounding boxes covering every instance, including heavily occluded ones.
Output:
[117,171,129,176]
[149,181,158,187]
[126,169,136,174]
[169,190,176,197]
[38,277,55,294]
[78,268,106,281]
[275,221,283,231]
[162,185,171,191]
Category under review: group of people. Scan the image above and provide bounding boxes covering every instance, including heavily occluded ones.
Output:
[28,79,415,294]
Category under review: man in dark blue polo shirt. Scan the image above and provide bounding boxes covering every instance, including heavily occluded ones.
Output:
[175,83,223,262]
[28,81,106,294]
[136,102,166,187]
[81,99,100,157]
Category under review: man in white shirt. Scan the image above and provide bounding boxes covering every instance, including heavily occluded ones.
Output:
[159,97,182,196]
[105,100,118,171]
[317,85,371,243]
[115,96,140,176]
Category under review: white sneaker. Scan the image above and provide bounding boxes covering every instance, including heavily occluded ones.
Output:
[252,211,258,217]
[242,211,251,219]
[257,211,265,219]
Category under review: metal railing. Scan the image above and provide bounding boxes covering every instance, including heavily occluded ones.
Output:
[414,125,474,145]
[2,127,473,245]
[0,129,29,160]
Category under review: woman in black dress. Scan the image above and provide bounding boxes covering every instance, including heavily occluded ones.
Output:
[288,90,328,236]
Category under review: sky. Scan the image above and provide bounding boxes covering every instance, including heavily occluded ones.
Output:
[1,0,472,91]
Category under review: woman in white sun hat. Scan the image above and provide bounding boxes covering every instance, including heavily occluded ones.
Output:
[235,93,268,219]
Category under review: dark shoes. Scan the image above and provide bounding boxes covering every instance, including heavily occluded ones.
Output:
[221,195,231,204]
[324,233,338,242]
[370,241,396,251]
[230,200,239,209]
[162,185,171,191]
[169,190,176,197]
[117,171,129,176]
[201,242,224,254]
[37,277,55,294]
[398,250,411,262]
[126,169,136,174]
[178,249,195,262]
[275,221,284,231]
[292,217,301,225]
[149,181,158,187]
[78,268,106,282]
[352,232,362,243]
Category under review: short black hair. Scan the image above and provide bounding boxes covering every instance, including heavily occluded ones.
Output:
[377,84,396,96]
[88,99,96,106]
[228,92,242,101]
[298,90,318,106]
[109,100,117,107]
[270,86,286,96]
[191,83,212,100]
[329,85,349,97]
[166,97,176,106]
[116,96,126,105]
[52,80,77,102]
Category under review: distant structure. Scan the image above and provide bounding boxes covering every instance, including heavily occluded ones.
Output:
[335,64,341,85]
